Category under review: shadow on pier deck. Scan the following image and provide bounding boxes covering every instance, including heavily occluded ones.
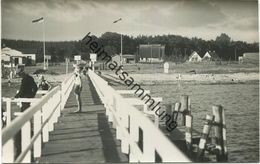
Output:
[39,76,128,163]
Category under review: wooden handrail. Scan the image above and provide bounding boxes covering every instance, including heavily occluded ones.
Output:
[88,70,190,162]
[2,86,60,145]
[2,73,75,163]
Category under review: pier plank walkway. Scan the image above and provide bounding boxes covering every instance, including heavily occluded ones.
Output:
[39,75,128,163]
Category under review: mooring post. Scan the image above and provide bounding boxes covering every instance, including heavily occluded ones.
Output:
[212,105,226,161]
[185,115,193,151]
[222,108,228,161]
[197,115,214,160]
[165,104,172,126]
[180,95,190,126]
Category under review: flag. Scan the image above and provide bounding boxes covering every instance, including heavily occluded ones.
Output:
[32,17,44,23]
[113,18,122,23]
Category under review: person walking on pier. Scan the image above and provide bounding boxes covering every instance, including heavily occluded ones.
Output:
[73,67,82,113]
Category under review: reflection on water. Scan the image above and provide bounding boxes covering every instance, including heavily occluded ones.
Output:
[147,83,259,162]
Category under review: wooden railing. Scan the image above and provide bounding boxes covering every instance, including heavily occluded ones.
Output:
[88,70,190,162]
[1,73,75,163]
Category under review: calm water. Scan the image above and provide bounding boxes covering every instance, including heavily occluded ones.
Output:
[142,83,259,162]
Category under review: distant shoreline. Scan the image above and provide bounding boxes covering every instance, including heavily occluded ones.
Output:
[104,72,259,86]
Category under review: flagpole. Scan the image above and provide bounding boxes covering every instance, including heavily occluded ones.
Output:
[113,18,123,66]
[43,19,46,70]
[120,33,123,65]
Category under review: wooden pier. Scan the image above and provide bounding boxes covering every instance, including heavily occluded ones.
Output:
[39,76,128,163]
[2,69,228,163]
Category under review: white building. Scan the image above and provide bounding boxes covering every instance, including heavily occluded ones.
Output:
[1,47,36,67]
[188,51,202,62]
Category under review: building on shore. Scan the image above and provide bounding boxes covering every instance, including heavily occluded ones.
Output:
[202,51,221,61]
[188,51,202,62]
[138,44,165,63]
[240,52,259,64]
[112,54,136,64]
[1,47,36,67]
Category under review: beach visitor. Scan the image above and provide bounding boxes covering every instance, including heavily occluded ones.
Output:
[38,75,52,91]
[82,66,87,76]
[73,67,82,113]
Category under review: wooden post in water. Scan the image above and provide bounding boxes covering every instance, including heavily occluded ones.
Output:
[173,102,181,122]
[165,104,172,126]
[222,108,228,161]
[180,95,191,126]
[212,105,226,161]
[197,115,214,160]
[185,115,193,151]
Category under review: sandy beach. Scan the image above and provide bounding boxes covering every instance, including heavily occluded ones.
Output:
[105,72,259,85]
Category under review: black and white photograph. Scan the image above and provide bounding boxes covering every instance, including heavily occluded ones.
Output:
[1,0,259,163]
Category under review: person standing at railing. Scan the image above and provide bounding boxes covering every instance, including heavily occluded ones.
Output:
[13,66,38,159]
[38,75,52,91]
[73,67,82,113]
[14,66,38,112]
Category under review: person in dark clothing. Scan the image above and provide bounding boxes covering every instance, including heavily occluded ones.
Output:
[15,67,38,112]
[13,66,38,159]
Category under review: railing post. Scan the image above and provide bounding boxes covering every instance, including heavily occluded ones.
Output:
[115,95,122,140]
[120,103,129,154]
[142,129,155,162]
[2,139,15,163]
[60,82,65,110]
[2,98,15,163]
[6,98,11,126]
[21,121,31,163]
[129,116,139,162]
[112,95,117,129]
[33,110,42,158]
[48,98,54,132]
[42,104,49,143]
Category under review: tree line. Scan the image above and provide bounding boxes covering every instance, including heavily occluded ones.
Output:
[1,32,258,63]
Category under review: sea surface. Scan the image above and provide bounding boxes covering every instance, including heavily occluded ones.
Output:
[140,83,259,162]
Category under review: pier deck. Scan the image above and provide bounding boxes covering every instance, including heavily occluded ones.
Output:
[39,76,128,163]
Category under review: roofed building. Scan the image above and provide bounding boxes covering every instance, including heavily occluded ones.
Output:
[138,44,165,63]
[188,51,202,62]
[202,51,221,61]
[1,47,36,67]
[241,52,259,64]
[112,54,136,64]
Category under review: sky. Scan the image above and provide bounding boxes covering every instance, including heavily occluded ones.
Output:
[1,0,259,43]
